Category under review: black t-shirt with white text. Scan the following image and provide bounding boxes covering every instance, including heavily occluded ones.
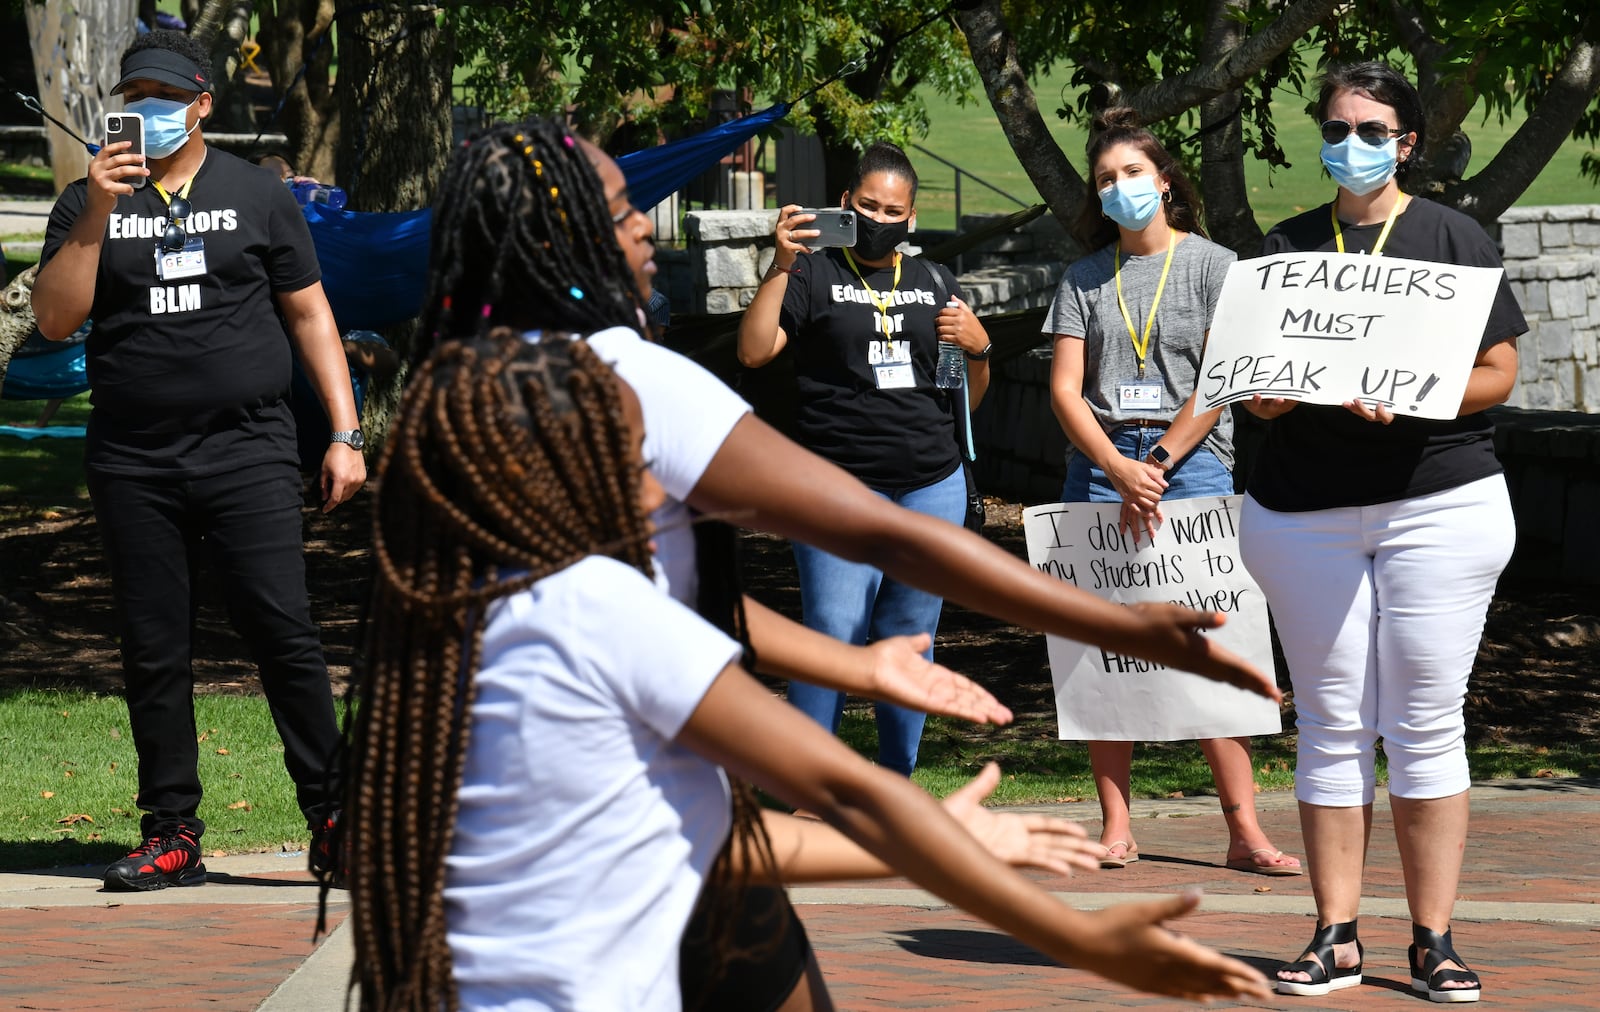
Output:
[779,248,962,491]
[1248,196,1526,511]
[40,147,320,477]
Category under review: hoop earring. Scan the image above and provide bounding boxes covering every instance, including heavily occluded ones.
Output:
[1162,189,1172,203]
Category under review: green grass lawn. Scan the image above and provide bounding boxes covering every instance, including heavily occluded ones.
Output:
[0,392,90,522]
[0,689,335,871]
[0,687,1589,872]
[908,68,1600,232]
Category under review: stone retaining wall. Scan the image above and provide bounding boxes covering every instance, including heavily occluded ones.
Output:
[677,209,1065,316]
[1488,205,1600,412]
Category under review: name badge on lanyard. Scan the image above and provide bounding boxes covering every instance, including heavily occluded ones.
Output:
[1118,372,1164,411]
[874,363,915,389]
[154,236,207,281]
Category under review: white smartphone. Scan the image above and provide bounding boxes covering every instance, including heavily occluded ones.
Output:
[797,208,858,248]
[104,112,146,189]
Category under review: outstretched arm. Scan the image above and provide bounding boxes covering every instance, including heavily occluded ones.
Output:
[751,763,1098,882]
[689,415,1279,700]
[678,663,1272,1003]
[742,597,1012,725]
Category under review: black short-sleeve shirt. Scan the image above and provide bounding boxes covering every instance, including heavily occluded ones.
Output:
[778,249,962,491]
[1247,196,1526,511]
[40,147,321,478]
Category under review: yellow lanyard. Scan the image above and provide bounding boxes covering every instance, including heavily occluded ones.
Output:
[843,248,903,340]
[1331,193,1404,255]
[151,176,195,204]
[1114,231,1175,375]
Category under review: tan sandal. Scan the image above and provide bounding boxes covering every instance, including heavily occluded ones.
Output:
[1099,840,1139,869]
[1225,847,1304,877]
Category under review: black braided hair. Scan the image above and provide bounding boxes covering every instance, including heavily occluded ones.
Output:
[415,118,646,363]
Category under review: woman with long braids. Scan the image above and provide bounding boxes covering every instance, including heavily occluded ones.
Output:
[348,328,1269,1010]
[342,118,1277,1009]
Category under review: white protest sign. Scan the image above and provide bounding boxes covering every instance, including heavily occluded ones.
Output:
[1023,496,1280,741]
[1196,251,1503,419]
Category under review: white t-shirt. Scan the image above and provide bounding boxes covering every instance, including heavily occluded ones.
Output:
[444,555,740,1011]
[585,326,751,605]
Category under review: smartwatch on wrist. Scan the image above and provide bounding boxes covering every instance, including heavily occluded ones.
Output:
[965,342,993,362]
[1145,444,1171,470]
[331,429,365,451]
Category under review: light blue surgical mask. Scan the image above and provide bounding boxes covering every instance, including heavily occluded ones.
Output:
[1098,175,1164,232]
[124,95,199,158]
[1320,136,1399,196]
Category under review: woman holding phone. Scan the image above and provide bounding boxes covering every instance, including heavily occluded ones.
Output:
[738,141,993,776]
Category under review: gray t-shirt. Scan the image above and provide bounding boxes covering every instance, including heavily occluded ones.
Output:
[1043,232,1235,470]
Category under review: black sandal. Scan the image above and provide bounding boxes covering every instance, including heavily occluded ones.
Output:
[1274,919,1364,997]
[1409,924,1481,1003]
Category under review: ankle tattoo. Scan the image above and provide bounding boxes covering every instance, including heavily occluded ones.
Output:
[1220,803,1242,814]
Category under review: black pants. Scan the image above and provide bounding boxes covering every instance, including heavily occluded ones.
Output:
[88,460,341,839]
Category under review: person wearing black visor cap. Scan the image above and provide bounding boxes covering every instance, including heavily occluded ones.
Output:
[31,29,363,893]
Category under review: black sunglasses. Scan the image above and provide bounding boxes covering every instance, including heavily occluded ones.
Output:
[1321,119,1404,147]
[162,194,191,253]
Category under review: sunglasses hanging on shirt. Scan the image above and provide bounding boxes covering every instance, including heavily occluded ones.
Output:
[162,194,191,253]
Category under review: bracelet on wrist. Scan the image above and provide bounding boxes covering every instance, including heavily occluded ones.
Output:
[764,262,800,280]
[965,342,992,362]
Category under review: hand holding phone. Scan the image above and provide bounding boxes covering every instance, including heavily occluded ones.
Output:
[796,208,858,249]
[103,112,146,190]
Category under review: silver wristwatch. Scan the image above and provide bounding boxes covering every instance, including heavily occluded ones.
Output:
[330,429,365,451]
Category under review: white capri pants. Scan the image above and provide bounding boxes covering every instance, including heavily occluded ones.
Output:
[1240,476,1515,806]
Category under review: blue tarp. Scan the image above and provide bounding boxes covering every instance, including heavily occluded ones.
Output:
[617,103,791,212]
[3,105,786,403]
[302,202,433,332]
[2,330,89,401]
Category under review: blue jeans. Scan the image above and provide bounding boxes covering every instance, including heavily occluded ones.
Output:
[787,464,967,775]
[1062,426,1233,502]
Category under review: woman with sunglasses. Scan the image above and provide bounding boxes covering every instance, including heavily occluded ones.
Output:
[1045,106,1301,879]
[1239,62,1525,1003]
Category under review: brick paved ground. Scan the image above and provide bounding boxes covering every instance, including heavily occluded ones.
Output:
[0,778,1593,1010]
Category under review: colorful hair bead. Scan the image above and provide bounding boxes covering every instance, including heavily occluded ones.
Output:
[569,286,584,300]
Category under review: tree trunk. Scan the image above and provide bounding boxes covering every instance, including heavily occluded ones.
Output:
[25,0,139,194]
[189,0,258,135]
[1445,27,1600,224]
[955,0,1087,254]
[257,0,339,182]
[0,266,40,393]
[335,6,455,441]
[1197,0,1264,256]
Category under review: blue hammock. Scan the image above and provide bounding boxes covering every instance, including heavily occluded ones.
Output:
[4,105,787,403]
[617,102,791,212]
[303,202,433,332]
[2,326,89,401]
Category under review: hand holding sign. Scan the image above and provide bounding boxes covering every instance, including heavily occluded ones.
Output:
[1197,251,1503,420]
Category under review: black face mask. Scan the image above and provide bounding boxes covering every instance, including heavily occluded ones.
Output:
[851,208,910,261]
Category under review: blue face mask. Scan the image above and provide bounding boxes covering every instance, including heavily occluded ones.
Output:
[1098,175,1164,231]
[124,95,199,158]
[1320,136,1399,196]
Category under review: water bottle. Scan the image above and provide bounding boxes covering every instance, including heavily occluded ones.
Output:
[935,298,965,389]
[289,180,348,210]
[935,341,965,389]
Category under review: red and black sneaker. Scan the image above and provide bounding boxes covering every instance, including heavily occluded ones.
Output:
[310,811,347,889]
[103,829,207,891]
